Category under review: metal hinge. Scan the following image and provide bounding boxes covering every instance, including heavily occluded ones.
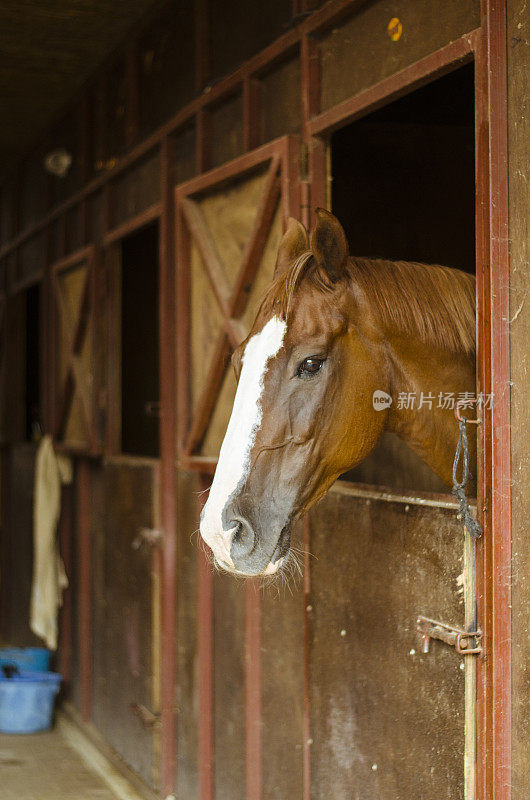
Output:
[417,616,482,655]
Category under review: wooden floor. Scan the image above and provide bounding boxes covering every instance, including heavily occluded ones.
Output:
[0,723,142,800]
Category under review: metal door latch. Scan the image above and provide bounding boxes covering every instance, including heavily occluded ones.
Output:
[417,616,482,655]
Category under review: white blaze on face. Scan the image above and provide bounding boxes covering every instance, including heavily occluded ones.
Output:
[200,316,287,568]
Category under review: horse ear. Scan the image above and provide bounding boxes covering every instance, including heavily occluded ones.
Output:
[310,208,349,282]
[274,217,309,278]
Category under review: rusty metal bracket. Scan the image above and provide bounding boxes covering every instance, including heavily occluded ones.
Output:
[131,703,160,728]
[417,616,482,655]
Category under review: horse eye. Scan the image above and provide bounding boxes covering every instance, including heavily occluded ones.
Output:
[297,357,325,377]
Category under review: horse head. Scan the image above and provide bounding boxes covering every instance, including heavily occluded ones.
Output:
[200,210,389,576]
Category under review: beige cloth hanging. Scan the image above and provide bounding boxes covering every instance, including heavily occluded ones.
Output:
[30,435,72,650]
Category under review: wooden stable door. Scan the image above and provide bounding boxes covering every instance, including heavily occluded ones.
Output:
[307,486,476,800]
[91,458,162,789]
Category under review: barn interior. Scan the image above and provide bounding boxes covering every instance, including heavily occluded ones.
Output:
[0,2,527,800]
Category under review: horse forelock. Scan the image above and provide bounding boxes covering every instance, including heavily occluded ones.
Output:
[262,250,335,321]
[262,251,476,355]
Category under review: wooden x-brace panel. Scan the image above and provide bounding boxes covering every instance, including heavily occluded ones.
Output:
[51,245,97,453]
[175,136,300,470]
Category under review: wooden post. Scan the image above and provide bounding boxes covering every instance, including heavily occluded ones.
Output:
[77,458,92,722]
[196,108,211,174]
[58,484,73,689]
[159,136,177,796]
[126,44,139,149]
[197,480,214,800]
[194,0,210,93]
[245,581,262,800]
[475,3,512,798]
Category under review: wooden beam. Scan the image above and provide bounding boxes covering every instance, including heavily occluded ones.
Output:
[177,137,296,199]
[104,244,121,455]
[198,476,214,800]
[180,455,217,475]
[196,108,212,174]
[79,96,91,186]
[58,485,73,689]
[51,245,95,275]
[103,202,161,246]
[245,581,262,800]
[303,514,311,800]
[125,44,139,149]
[225,318,248,350]
[194,0,210,93]
[77,458,92,723]
[175,203,191,454]
[159,135,178,797]
[180,197,231,314]
[301,32,325,226]
[474,5,512,798]
[308,30,479,137]
[94,78,107,172]
[229,156,281,318]
[185,332,230,455]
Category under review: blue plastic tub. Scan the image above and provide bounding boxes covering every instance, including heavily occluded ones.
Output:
[0,670,62,733]
[0,647,51,672]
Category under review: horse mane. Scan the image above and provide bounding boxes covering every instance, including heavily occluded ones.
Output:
[264,253,476,354]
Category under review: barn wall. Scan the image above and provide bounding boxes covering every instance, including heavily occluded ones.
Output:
[0,2,523,799]
[319,0,480,111]
[91,458,160,788]
[507,0,530,794]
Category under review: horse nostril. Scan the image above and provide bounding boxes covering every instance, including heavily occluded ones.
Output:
[231,521,243,543]
[229,518,255,561]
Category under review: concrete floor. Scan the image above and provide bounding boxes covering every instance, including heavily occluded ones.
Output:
[0,723,143,800]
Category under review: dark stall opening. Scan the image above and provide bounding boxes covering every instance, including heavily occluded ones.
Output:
[25,283,40,441]
[332,63,476,490]
[120,222,160,458]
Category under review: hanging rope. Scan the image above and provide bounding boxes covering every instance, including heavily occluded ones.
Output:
[452,407,483,538]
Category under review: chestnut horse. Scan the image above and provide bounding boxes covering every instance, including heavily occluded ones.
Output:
[200,210,476,576]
